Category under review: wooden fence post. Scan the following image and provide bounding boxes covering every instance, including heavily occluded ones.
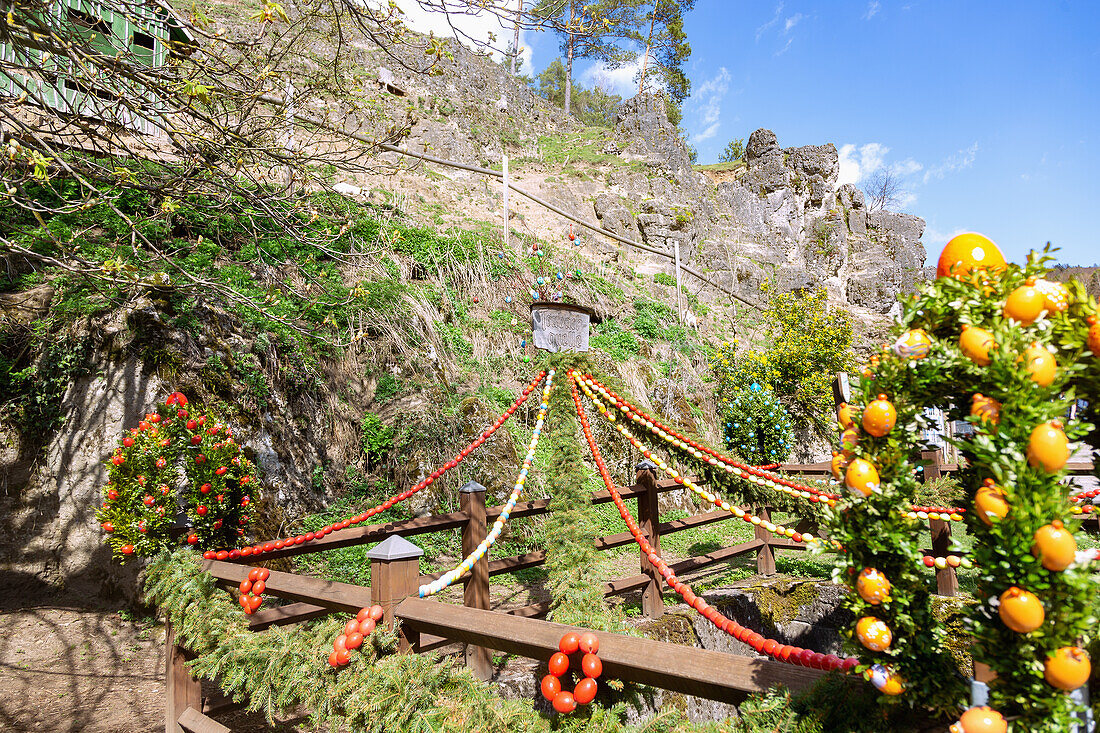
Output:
[165,621,202,733]
[636,459,664,619]
[929,517,959,597]
[366,535,424,652]
[755,506,776,576]
[459,480,492,680]
[921,450,958,596]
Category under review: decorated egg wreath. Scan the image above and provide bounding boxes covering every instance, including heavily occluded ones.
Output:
[95,392,259,560]
[328,604,384,667]
[541,632,603,714]
[830,233,1097,731]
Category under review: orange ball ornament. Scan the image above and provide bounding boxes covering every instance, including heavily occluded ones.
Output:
[837,402,855,430]
[959,325,995,366]
[1027,420,1069,472]
[974,479,1008,525]
[867,664,904,695]
[845,459,880,497]
[998,586,1044,633]
[1003,285,1045,324]
[956,707,1007,733]
[937,233,1006,279]
[1043,647,1091,690]
[1021,343,1057,387]
[862,394,897,437]
[970,393,1001,426]
[1087,315,1100,354]
[856,616,892,652]
[893,329,932,359]
[856,568,892,605]
[1032,520,1077,571]
[830,451,849,480]
[1034,278,1070,313]
[840,426,860,452]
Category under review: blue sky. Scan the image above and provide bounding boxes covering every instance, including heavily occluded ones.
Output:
[406,1,1099,266]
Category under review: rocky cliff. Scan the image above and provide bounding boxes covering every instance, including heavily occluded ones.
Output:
[1,23,929,597]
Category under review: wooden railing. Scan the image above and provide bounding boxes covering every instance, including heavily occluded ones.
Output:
[170,452,1097,729]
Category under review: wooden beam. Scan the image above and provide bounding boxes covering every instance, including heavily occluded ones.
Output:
[201,559,371,613]
[248,602,332,630]
[232,511,468,562]
[166,622,202,733]
[395,598,828,701]
[177,707,230,733]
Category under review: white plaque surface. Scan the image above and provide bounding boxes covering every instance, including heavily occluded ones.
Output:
[531,304,591,353]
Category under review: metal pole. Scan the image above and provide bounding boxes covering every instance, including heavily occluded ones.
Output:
[674,240,683,324]
[502,155,509,251]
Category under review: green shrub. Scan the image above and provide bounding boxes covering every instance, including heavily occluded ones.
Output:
[653,272,676,287]
[360,413,393,466]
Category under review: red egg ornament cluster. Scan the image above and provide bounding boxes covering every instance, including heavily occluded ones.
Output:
[327,605,384,668]
[238,567,268,614]
[541,632,603,713]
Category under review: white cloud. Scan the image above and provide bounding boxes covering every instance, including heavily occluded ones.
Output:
[923,142,979,183]
[775,37,794,56]
[863,1,880,20]
[923,225,967,248]
[755,3,784,40]
[890,158,923,177]
[581,55,644,97]
[784,13,804,32]
[390,1,532,71]
[838,142,890,185]
[689,67,730,143]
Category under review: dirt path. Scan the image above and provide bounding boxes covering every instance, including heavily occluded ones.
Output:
[0,598,165,733]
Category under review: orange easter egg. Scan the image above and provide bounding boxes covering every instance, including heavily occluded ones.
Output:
[937,233,1006,279]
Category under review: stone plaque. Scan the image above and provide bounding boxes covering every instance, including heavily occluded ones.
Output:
[531,303,592,353]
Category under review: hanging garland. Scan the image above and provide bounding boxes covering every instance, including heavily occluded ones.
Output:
[829,234,1097,731]
[571,371,858,672]
[95,392,259,560]
[418,370,555,598]
[201,372,546,560]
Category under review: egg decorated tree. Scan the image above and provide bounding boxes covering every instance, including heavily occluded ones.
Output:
[827,233,1097,731]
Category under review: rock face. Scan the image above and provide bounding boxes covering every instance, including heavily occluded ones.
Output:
[595,105,927,314]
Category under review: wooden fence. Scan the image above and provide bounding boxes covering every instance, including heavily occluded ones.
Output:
[168,453,1097,731]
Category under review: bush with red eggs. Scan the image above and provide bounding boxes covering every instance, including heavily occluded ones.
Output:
[95,392,260,560]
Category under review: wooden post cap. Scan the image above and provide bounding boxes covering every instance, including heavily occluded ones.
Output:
[459,480,487,493]
[365,535,424,561]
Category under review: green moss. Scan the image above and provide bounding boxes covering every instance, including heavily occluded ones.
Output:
[930,595,976,676]
[748,581,822,628]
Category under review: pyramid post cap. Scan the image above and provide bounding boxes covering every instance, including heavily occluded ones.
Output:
[636,458,658,471]
[459,480,487,494]
[365,534,424,561]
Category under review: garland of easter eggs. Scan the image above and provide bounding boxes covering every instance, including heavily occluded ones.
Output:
[95,392,259,560]
[834,233,1097,730]
[327,604,384,668]
[578,373,843,506]
[418,369,556,598]
[541,632,603,713]
[574,373,821,546]
[201,372,547,561]
[571,372,858,672]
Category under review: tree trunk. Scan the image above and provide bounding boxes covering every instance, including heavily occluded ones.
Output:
[510,0,522,75]
[564,2,574,115]
[638,5,658,93]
